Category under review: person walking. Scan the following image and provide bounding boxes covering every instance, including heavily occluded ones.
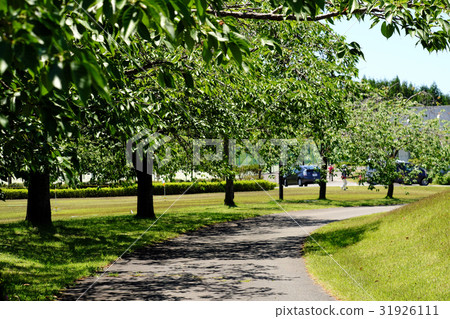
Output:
[328,165,334,181]
[341,165,348,190]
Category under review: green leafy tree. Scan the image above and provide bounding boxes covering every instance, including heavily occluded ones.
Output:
[362,77,450,105]
[2,0,450,226]
[210,1,450,52]
[76,136,134,185]
[0,0,250,226]
[250,21,359,200]
[338,90,449,198]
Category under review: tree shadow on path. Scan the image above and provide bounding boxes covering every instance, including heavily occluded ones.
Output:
[62,214,339,301]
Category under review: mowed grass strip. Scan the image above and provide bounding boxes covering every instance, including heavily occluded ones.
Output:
[303,190,450,301]
[0,185,446,223]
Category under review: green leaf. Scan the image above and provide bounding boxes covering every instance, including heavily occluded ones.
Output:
[103,0,114,19]
[440,19,450,35]
[349,41,364,59]
[159,14,175,40]
[184,32,194,51]
[48,61,65,90]
[202,42,212,64]
[170,0,192,21]
[122,6,141,41]
[70,61,92,104]
[116,0,126,10]
[195,0,207,22]
[0,41,11,75]
[381,22,394,38]
[144,0,169,17]
[137,22,151,41]
[288,0,303,15]
[350,0,360,13]
[228,42,242,66]
[157,71,165,87]
[83,62,110,101]
[0,115,8,128]
[39,78,50,96]
[230,32,250,54]
[81,0,97,10]
[386,13,394,25]
[316,0,325,10]
[0,0,7,12]
[216,51,224,65]
[163,72,175,88]
[182,72,194,89]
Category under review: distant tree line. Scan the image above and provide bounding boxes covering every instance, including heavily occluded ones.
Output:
[362,76,450,106]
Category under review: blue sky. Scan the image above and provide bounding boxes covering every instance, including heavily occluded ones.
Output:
[331,19,450,95]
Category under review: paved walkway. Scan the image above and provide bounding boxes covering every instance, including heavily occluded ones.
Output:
[61,205,402,301]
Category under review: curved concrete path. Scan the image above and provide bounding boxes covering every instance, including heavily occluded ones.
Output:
[61,205,402,301]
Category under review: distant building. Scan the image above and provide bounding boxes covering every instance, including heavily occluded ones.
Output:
[418,105,450,123]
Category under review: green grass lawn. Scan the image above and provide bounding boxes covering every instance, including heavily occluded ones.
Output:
[0,185,445,223]
[303,190,450,301]
[0,185,447,300]
[0,210,266,300]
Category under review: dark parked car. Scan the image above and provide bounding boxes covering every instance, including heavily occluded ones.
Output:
[366,161,431,186]
[395,161,431,185]
[283,165,321,187]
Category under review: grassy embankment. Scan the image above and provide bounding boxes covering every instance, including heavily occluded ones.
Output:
[304,190,449,301]
[0,185,447,300]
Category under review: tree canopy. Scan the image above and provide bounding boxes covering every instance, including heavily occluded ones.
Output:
[1,0,450,225]
[337,88,449,198]
[363,76,450,106]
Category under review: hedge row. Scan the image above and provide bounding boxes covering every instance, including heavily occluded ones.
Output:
[1,180,276,200]
[434,172,450,185]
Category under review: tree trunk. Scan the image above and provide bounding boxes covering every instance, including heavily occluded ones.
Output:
[278,162,283,200]
[319,180,327,200]
[133,151,156,219]
[136,170,156,218]
[319,161,328,200]
[223,138,236,206]
[258,168,262,180]
[224,177,235,206]
[386,182,395,199]
[26,171,52,227]
[0,272,7,301]
[7,177,11,187]
[136,171,156,219]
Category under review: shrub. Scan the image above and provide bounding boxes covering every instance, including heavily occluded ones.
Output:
[434,172,450,185]
[2,189,28,199]
[2,180,276,199]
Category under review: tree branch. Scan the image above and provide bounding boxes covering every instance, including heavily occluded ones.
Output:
[206,7,386,22]
[406,90,435,104]
[125,61,173,77]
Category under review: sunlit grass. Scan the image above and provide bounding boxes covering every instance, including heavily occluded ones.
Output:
[1,185,445,223]
[303,190,450,301]
[0,210,265,300]
[0,185,447,300]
